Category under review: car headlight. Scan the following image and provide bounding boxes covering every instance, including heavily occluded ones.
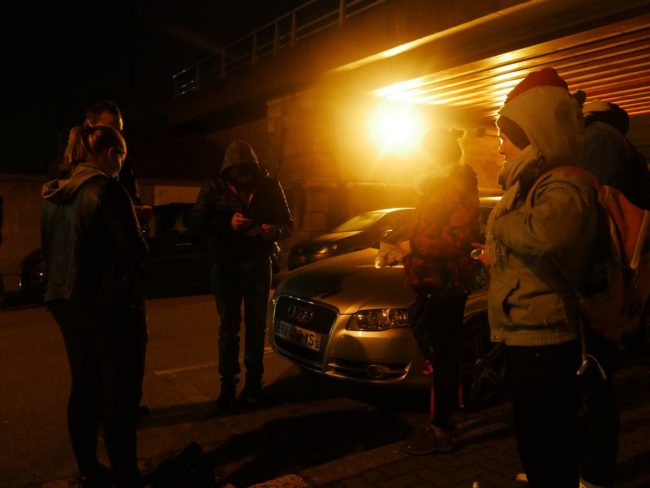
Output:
[315,243,338,255]
[347,308,410,331]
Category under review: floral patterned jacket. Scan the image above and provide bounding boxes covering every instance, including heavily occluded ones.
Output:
[404,164,481,296]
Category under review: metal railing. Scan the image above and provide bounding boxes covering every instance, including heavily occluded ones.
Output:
[172,0,388,98]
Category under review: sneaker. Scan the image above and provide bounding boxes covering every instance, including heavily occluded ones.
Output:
[401,424,454,455]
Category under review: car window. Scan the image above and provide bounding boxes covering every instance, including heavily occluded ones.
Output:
[331,211,387,232]
[150,205,192,241]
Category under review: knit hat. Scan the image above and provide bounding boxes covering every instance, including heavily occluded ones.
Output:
[504,67,568,104]
[582,100,629,135]
[498,67,583,167]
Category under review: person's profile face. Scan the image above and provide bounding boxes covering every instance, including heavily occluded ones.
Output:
[498,133,521,163]
[107,146,126,177]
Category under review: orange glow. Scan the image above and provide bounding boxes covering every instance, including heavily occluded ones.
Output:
[367,103,428,156]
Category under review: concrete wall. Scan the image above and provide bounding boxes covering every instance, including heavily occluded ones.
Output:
[198,86,505,268]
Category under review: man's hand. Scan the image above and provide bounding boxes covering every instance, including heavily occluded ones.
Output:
[231,212,253,231]
[260,224,278,240]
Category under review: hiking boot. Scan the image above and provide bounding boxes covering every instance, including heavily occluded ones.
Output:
[213,390,237,415]
[237,386,263,408]
[401,424,454,455]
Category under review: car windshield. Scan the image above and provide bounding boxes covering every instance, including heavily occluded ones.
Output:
[330,211,387,233]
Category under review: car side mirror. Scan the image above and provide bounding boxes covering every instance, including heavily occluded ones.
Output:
[372,227,394,248]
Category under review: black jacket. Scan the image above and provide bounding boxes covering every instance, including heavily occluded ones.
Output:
[192,146,292,261]
[41,164,148,306]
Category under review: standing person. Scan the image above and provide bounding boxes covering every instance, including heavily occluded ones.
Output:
[399,128,482,454]
[485,67,599,488]
[81,100,152,419]
[575,99,648,488]
[42,125,147,487]
[581,99,650,210]
[192,139,293,413]
[82,100,143,205]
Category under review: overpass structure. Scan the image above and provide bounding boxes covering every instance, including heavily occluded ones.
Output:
[169,0,650,246]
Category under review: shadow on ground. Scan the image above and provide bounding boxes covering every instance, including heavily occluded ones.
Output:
[207,408,411,487]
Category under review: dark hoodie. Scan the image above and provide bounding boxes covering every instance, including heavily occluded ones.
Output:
[192,140,293,261]
[41,163,147,305]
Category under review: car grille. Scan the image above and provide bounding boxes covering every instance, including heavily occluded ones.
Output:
[274,295,337,334]
[273,295,338,366]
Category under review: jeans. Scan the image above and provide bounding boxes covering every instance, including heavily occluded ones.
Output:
[211,255,271,392]
[506,341,581,488]
[408,292,467,429]
[51,300,147,487]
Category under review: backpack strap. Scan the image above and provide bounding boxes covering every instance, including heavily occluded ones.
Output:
[524,165,607,379]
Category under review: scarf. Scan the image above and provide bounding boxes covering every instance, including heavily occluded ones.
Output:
[486,145,543,268]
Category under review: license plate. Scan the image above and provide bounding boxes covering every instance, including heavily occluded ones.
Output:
[274,320,322,351]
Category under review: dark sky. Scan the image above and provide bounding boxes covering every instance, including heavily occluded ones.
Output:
[5,0,305,174]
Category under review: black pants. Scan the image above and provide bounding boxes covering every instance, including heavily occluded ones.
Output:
[408,292,467,429]
[505,341,581,488]
[211,255,271,392]
[578,333,619,487]
[51,300,147,487]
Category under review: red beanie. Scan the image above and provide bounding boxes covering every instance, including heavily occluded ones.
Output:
[505,67,569,104]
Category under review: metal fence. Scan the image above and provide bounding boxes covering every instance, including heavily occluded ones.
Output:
[172,0,388,98]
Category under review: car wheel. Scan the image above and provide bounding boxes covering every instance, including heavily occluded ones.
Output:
[460,317,505,410]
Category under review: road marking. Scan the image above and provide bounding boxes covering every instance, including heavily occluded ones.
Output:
[154,361,217,376]
[160,374,212,402]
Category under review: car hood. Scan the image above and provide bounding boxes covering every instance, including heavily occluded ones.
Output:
[276,248,412,314]
[293,231,362,249]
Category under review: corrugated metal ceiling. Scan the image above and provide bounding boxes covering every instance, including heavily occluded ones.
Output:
[373,13,650,123]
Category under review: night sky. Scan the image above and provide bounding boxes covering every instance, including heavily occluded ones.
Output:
[5,0,305,175]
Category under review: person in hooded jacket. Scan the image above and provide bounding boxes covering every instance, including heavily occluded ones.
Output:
[485,68,600,488]
[399,128,482,455]
[192,139,293,412]
[42,125,147,487]
[581,100,650,210]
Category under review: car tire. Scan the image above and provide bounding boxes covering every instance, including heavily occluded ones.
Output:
[460,317,505,411]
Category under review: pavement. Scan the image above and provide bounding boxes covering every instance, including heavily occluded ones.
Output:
[39,349,650,488]
[251,351,650,488]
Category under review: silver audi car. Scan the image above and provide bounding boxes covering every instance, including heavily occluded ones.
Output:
[269,196,504,409]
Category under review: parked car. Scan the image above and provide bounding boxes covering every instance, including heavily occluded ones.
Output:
[270,197,503,410]
[17,203,212,301]
[288,207,415,270]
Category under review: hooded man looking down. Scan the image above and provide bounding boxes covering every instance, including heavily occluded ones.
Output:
[192,139,293,413]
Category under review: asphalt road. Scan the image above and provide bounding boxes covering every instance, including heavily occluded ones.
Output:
[0,294,432,488]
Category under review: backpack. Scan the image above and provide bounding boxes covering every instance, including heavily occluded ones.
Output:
[148,442,216,488]
[528,166,650,343]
